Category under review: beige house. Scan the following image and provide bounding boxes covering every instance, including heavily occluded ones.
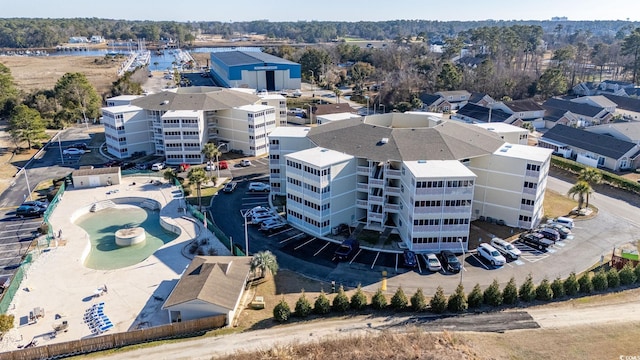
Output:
[163,256,252,325]
[72,167,121,189]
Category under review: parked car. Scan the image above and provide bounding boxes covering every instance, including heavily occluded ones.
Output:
[477,243,506,267]
[544,223,571,239]
[248,182,270,192]
[68,143,88,150]
[205,162,215,171]
[151,163,164,171]
[554,216,574,229]
[222,181,237,193]
[240,159,252,167]
[424,253,442,272]
[490,237,521,260]
[63,148,85,155]
[251,213,279,225]
[402,250,418,268]
[246,206,271,217]
[519,232,554,250]
[21,200,48,210]
[537,228,560,242]
[178,163,191,172]
[439,250,462,273]
[334,238,360,261]
[15,205,45,218]
[218,161,228,170]
[259,218,287,233]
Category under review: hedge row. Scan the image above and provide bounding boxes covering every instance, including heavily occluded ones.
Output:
[551,156,640,195]
[272,264,640,322]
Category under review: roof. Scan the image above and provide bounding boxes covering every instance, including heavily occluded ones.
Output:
[131,87,259,111]
[494,143,552,163]
[210,50,298,67]
[313,103,356,116]
[602,80,634,87]
[435,90,471,98]
[504,99,545,113]
[455,103,512,123]
[573,95,617,109]
[102,105,142,113]
[419,93,443,106]
[404,160,477,178]
[72,167,120,177]
[286,147,354,167]
[586,122,640,142]
[543,108,571,122]
[163,256,251,310]
[108,95,142,101]
[542,98,603,117]
[468,93,493,104]
[541,125,637,159]
[268,126,311,138]
[602,94,640,112]
[474,122,528,134]
[624,88,640,97]
[306,116,505,163]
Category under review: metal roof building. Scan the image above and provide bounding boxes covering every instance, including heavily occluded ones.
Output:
[209,49,301,91]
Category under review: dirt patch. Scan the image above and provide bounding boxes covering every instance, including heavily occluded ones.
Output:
[0,55,119,95]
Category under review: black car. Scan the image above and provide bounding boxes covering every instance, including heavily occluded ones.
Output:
[402,250,418,268]
[439,250,462,273]
[519,232,554,250]
[334,238,360,261]
[222,181,237,193]
[15,205,45,218]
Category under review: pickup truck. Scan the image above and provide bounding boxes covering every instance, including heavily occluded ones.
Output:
[519,232,554,250]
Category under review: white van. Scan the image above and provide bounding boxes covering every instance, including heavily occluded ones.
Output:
[555,216,574,229]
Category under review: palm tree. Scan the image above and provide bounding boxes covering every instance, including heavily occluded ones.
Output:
[568,180,592,210]
[578,167,602,208]
[250,250,279,279]
[163,168,177,185]
[201,142,221,177]
[187,167,208,211]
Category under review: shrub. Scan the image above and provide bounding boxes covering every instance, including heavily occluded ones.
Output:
[332,285,350,312]
[410,288,428,312]
[294,292,312,318]
[430,286,447,314]
[314,291,331,315]
[273,298,291,322]
[551,277,565,299]
[607,268,620,288]
[371,288,387,310]
[350,285,368,310]
[519,274,536,302]
[38,223,50,235]
[502,277,518,305]
[578,273,593,294]
[483,279,503,307]
[619,264,637,285]
[467,284,484,309]
[564,272,580,296]
[634,264,640,283]
[536,278,553,301]
[592,270,608,291]
[390,286,409,311]
[447,284,468,313]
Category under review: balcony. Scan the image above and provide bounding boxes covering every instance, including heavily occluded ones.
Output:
[270,159,280,166]
[369,179,384,187]
[386,168,401,178]
[414,207,441,214]
[369,195,383,204]
[416,188,444,196]
[385,186,401,194]
[385,204,400,212]
[356,183,369,191]
[520,204,534,212]
[270,173,281,179]
[441,206,472,214]
[369,212,383,221]
[523,187,537,195]
[164,135,182,140]
[357,166,369,175]
[525,170,540,178]
[356,200,368,207]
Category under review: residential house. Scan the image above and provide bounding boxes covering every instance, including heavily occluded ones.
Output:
[602,94,640,121]
[474,123,530,145]
[571,95,617,114]
[539,125,640,171]
[434,90,472,110]
[419,93,449,113]
[542,98,613,127]
[163,256,252,325]
[585,122,640,145]
[542,107,581,129]
[468,93,496,107]
[451,103,513,124]
[572,81,599,96]
[493,99,546,129]
[599,80,635,95]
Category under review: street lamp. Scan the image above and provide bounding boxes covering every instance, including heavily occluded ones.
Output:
[309,70,315,92]
[379,104,386,114]
[305,104,313,125]
[215,143,228,180]
[365,96,370,115]
[241,209,250,255]
[458,238,465,285]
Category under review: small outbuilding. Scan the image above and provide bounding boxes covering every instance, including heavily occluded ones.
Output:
[163,256,252,325]
[72,167,121,189]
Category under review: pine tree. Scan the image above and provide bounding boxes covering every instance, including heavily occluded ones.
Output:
[314,291,331,315]
[467,284,484,309]
[447,284,468,313]
[634,264,640,283]
[430,286,447,314]
[607,268,620,288]
[350,285,368,310]
[564,272,580,296]
[536,278,553,301]
[551,277,565,299]
[390,286,409,311]
[294,291,312,318]
[619,264,637,285]
[371,288,388,310]
[519,274,536,302]
[502,277,518,305]
[273,298,291,322]
[332,285,350,312]
[578,273,594,294]
[592,270,608,292]
[483,279,503,307]
[410,288,428,312]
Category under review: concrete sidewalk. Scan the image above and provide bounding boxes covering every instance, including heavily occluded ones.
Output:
[0,176,230,351]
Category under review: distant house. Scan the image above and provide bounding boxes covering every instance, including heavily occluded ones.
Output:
[163,256,252,325]
[572,82,599,96]
[602,94,640,121]
[419,93,448,112]
[599,80,635,95]
[542,98,613,127]
[468,93,496,107]
[435,90,471,110]
[571,95,617,114]
[493,99,545,129]
[542,108,580,129]
[68,36,89,43]
[451,103,513,123]
[539,125,640,171]
[90,35,105,43]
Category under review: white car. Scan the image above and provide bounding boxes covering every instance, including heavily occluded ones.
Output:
[240,159,252,167]
[63,148,85,155]
[151,162,164,171]
[251,213,279,225]
[246,206,274,217]
[477,243,507,267]
[259,218,287,232]
[248,182,270,192]
[424,253,442,272]
[490,237,521,260]
[205,162,215,171]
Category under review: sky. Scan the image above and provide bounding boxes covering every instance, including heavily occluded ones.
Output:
[2,0,639,22]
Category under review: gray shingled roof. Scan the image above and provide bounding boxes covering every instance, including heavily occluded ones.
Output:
[163,256,251,310]
[602,94,640,113]
[505,99,545,113]
[306,117,505,162]
[543,98,603,117]
[419,93,442,106]
[541,125,637,159]
[211,50,298,67]
[131,87,259,111]
[456,103,512,123]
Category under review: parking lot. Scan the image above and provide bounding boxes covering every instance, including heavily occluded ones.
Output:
[0,216,45,276]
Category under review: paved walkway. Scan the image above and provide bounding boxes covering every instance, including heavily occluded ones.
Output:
[0,176,230,351]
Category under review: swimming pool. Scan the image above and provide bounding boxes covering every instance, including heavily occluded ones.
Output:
[75,206,178,270]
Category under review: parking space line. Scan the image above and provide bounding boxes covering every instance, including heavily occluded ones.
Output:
[513,260,525,266]
[279,233,305,244]
[370,251,380,269]
[267,227,293,237]
[349,248,363,264]
[313,242,330,257]
[294,237,315,250]
[470,254,490,270]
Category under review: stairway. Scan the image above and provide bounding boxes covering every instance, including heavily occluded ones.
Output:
[90,200,116,212]
[139,199,159,211]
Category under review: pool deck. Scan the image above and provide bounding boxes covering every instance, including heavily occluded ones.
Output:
[0,176,231,350]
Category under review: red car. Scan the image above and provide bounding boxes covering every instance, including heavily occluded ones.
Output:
[218,161,228,170]
[179,163,191,172]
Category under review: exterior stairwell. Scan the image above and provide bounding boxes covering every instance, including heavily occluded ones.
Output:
[90,200,116,212]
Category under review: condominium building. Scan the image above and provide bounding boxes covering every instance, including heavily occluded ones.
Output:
[269,113,552,252]
[101,87,277,163]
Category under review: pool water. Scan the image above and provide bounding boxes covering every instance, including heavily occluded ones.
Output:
[76,207,178,270]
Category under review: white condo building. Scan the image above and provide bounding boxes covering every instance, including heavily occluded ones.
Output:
[101,87,277,163]
[268,114,552,253]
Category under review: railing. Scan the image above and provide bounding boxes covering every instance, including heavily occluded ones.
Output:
[385,204,400,212]
[270,143,279,150]
[357,166,369,175]
[369,178,384,186]
[526,170,540,178]
[356,200,368,207]
[414,207,442,214]
[386,168,401,177]
[416,188,444,195]
[441,206,472,214]
[270,159,280,166]
[444,188,474,195]
[356,183,369,191]
[369,212,383,221]
[523,187,537,195]
[369,196,383,203]
[385,186,401,194]
[520,204,534,212]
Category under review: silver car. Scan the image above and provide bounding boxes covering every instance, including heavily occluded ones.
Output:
[490,237,521,260]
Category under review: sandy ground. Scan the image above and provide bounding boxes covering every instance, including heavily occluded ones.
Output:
[0,177,231,351]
